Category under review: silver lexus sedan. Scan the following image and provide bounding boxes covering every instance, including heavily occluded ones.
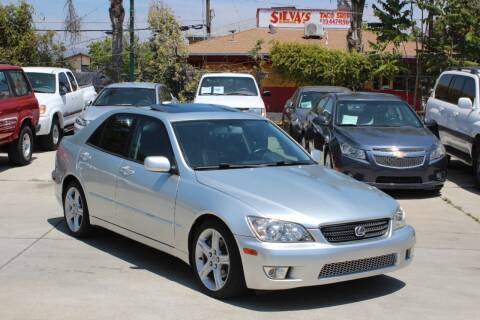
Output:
[52,103,415,299]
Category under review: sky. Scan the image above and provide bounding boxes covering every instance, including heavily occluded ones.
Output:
[0,0,380,54]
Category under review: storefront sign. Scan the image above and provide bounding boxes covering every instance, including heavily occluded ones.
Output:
[257,7,351,29]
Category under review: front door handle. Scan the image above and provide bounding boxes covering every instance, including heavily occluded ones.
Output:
[119,166,135,176]
[79,152,92,161]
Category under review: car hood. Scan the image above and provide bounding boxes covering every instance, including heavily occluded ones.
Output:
[81,105,124,121]
[194,95,265,109]
[336,126,436,150]
[34,92,58,106]
[195,165,397,228]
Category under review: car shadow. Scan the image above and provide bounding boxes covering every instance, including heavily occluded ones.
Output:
[47,217,406,311]
[0,153,38,174]
[446,159,479,195]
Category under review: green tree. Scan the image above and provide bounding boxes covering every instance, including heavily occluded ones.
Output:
[371,0,413,51]
[147,1,200,101]
[0,1,65,66]
[248,39,266,86]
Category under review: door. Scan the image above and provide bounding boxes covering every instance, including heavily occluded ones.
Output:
[452,75,477,155]
[66,71,84,113]
[0,71,17,142]
[431,74,455,146]
[58,72,75,125]
[114,116,178,246]
[77,113,136,223]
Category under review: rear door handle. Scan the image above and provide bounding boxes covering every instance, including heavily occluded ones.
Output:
[79,152,92,161]
[119,166,135,176]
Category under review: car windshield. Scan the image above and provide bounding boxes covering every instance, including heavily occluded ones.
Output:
[298,91,328,109]
[199,77,258,96]
[93,88,156,106]
[173,119,314,170]
[336,100,422,128]
[25,72,56,94]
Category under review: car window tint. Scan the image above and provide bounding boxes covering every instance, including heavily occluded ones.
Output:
[435,74,452,101]
[324,98,334,115]
[59,73,72,93]
[0,72,12,100]
[8,71,31,96]
[447,76,465,105]
[461,77,476,102]
[129,117,173,163]
[314,97,328,113]
[88,114,136,157]
[66,72,78,91]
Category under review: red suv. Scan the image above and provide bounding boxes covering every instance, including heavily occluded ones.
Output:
[0,63,39,166]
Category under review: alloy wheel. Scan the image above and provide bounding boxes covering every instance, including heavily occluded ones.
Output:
[194,228,230,291]
[22,132,31,160]
[64,187,84,232]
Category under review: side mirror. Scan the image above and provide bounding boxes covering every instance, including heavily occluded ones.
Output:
[286,100,293,109]
[312,115,329,126]
[144,156,172,173]
[458,97,473,109]
[424,118,438,136]
[262,90,272,97]
[310,149,322,163]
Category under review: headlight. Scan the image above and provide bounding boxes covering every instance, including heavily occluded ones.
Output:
[393,207,406,230]
[39,104,47,114]
[75,116,89,127]
[340,142,366,160]
[430,144,445,163]
[250,108,266,117]
[247,216,314,242]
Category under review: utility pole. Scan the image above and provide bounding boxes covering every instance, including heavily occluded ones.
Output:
[129,0,135,81]
[206,0,212,37]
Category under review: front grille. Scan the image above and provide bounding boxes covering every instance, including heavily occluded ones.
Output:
[376,176,422,184]
[374,155,425,168]
[319,253,397,279]
[321,218,390,243]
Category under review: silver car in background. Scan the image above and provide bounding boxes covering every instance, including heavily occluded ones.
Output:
[52,103,415,299]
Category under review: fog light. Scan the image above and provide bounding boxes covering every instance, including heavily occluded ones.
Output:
[405,248,414,260]
[263,266,289,279]
[436,172,445,181]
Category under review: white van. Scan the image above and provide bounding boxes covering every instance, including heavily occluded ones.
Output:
[194,73,269,117]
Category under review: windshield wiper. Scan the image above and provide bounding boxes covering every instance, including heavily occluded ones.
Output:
[33,89,51,93]
[194,163,268,170]
[225,92,254,96]
[266,160,314,167]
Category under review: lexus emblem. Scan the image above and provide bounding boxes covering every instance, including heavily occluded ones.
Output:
[355,226,366,237]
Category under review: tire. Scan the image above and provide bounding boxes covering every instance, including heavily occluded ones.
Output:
[63,181,92,237]
[190,219,246,299]
[7,125,33,166]
[474,150,480,187]
[324,148,334,168]
[40,117,62,151]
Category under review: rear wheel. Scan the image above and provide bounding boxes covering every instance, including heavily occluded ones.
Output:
[8,125,33,166]
[40,117,62,151]
[190,219,246,299]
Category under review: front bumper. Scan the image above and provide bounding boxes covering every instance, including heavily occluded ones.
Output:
[334,153,447,190]
[36,116,51,136]
[236,225,415,290]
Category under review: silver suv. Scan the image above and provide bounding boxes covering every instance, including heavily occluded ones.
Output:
[425,68,480,185]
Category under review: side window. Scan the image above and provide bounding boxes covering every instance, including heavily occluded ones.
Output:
[58,73,72,94]
[129,117,173,163]
[323,98,334,115]
[447,76,465,105]
[66,72,78,91]
[461,77,476,103]
[160,87,173,103]
[0,72,12,100]
[7,71,31,96]
[313,97,327,114]
[435,74,452,101]
[87,114,136,157]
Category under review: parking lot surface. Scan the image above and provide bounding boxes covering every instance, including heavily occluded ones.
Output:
[0,150,479,320]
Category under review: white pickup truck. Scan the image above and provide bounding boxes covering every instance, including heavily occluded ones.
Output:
[24,67,97,150]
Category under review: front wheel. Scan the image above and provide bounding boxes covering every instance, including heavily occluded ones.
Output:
[191,220,246,299]
[40,117,62,151]
[8,125,33,166]
[63,181,92,237]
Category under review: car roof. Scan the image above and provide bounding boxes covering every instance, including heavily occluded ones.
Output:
[201,73,255,79]
[105,82,160,89]
[117,103,264,122]
[299,86,351,93]
[334,92,403,101]
[23,67,73,74]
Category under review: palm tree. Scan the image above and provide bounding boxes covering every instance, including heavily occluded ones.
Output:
[347,0,366,52]
[110,0,124,81]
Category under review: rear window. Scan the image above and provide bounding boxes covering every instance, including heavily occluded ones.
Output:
[93,88,156,107]
[199,76,258,96]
